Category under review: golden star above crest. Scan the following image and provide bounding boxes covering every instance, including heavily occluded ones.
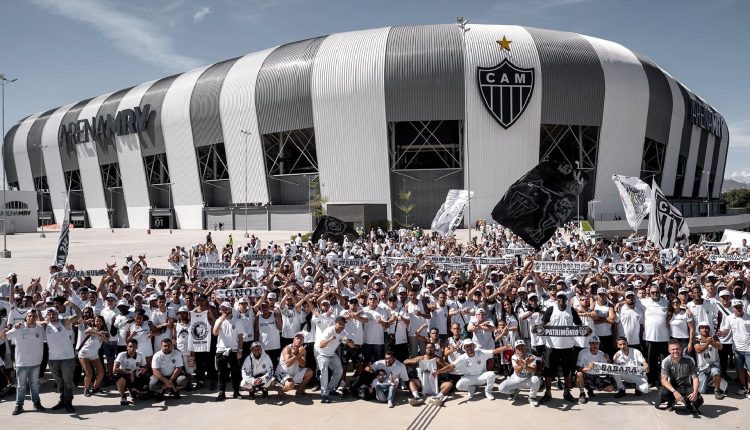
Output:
[496,35,512,51]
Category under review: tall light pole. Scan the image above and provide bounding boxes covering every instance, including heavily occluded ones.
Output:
[35,143,48,238]
[575,161,581,232]
[702,170,711,218]
[456,16,471,243]
[1,74,17,258]
[240,129,251,238]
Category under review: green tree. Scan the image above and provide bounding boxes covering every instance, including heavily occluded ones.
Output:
[309,178,328,220]
[721,188,750,208]
[396,190,415,228]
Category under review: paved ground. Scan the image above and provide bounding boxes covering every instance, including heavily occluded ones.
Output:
[1,228,747,428]
[0,376,746,429]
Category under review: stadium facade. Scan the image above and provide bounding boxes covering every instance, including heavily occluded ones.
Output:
[1,24,734,232]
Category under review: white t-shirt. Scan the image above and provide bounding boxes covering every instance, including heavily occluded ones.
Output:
[617,305,644,345]
[45,321,76,360]
[694,338,719,371]
[340,308,364,345]
[612,347,645,367]
[642,298,670,342]
[453,349,494,376]
[214,317,241,352]
[115,351,147,372]
[371,359,409,381]
[720,312,750,352]
[363,307,387,345]
[6,323,45,367]
[315,326,350,357]
[669,310,691,339]
[576,348,607,371]
[151,349,184,376]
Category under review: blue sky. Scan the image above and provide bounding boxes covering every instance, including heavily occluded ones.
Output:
[1,0,748,178]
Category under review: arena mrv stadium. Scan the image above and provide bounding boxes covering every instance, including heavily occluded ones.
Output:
[3,24,745,235]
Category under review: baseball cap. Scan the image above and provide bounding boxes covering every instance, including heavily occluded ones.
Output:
[238,298,249,304]
[517,287,527,293]
[177,306,189,313]
[475,308,486,314]
[731,299,744,307]
[397,286,407,294]
[719,290,731,297]
[106,293,118,301]
[678,287,689,294]
[219,301,232,309]
[462,339,474,346]
[528,292,539,299]
[514,339,526,348]
[556,291,568,298]
[697,321,711,328]
[596,287,607,295]
[117,299,130,307]
[625,290,635,297]
[294,331,305,339]
[426,279,435,285]
[589,335,601,343]
[267,292,277,299]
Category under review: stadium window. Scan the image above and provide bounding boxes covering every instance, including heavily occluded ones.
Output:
[262,128,318,176]
[100,163,123,189]
[639,138,666,184]
[144,153,171,185]
[389,121,462,170]
[539,124,599,171]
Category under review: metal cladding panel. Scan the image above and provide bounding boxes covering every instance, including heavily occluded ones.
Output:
[255,36,326,134]
[464,25,543,223]
[219,48,275,206]
[384,24,464,121]
[27,108,57,179]
[114,81,156,228]
[75,93,114,228]
[12,113,42,191]
[659,72,686,195]
[3,122,21,187]
[190,57,239,148]
[681,125,702,197]
[41,103,76,222]
[526,27,604,126]
[161,65,211,229]
[139,75,178,157]
[699,133,715,197]
[635,54,672,145]
[584,35,650,217]
[676,84,694,158]
[95,87,133,166]
[58,98,92,172]
[693,129,709,196]
[311,28,392,212]
[713,122,729,198]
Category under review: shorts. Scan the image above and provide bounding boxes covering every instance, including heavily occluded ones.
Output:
[531,345,546,362]
[544,348,576,377]
[277,367,308,385]
[583,374,616,390]
[102,342,118,362]
[734,350,750,371]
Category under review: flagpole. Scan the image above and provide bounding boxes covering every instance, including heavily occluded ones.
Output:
[456,16,471,244]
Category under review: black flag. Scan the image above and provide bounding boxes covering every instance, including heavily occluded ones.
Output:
[491,161,588,249]
[310,216,359,245]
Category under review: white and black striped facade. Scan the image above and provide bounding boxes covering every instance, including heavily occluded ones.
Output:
[2,25,730,231]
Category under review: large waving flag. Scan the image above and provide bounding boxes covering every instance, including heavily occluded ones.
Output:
[53,191,71,267]
[648,179,689,249]
[431,189,472,236]
[612,175,651,231]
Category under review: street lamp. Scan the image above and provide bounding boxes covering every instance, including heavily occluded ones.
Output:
[702,170,711,218]
[575,161,581,232]
[35,143,48,238]
[240,129,251,238]
[456,16,471,242]
[1,73,17,258]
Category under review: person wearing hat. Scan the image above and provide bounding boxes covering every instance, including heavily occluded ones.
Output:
[717,298,750,396]
[574,335,616,404]
[276,332,314,396]
[592,287,617,357]
[433,339,508,400]
[173,306,195,390]
[715,289,735,380]
[362,293,389,365]
[539,290,583,403]
[693,321,725,399]
[316,316,356,403]
[213,301,244,401]
[611,336,649,397]
[39,301,80,413]
[1,308,46,415]
[255,297,282,370]
[614,290,644,349]
[497,340,541,406]
[657,339,703,416]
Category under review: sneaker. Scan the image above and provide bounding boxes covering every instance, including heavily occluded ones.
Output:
[33,402,46,412]
[615,389,625,398]
[736,387,747,395]
[467,387,476,398]
[666,402,675,412]
[485,391,495,401]
[232,391,242,399]
[64,403,75,413]
[715,389,725,400]
[216,392,226,402]
[12,405,24,415]
[84,389,92,397]
[388,400,394,408]
[578,393,587,404]
[540,391,552,403]
[563,390,576,403]
[408,396,424,406]
[321,396,331,403]
[51,401,66,411]
[529,396,540,407]
[508,389,519,401]
[427,396,443,406]
[120,396,129,406]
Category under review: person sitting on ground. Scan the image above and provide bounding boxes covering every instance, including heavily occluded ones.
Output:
[404,342,454,407]
[432,339,509,401]
[114,339,148,405]
[240,342,278,398]
[149,338,188,400]
[497,340,541,407]
[575,335,616,404]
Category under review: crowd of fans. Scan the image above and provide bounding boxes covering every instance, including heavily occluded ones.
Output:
[0,224,748,418]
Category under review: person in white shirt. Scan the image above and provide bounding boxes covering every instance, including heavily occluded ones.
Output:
[149,339,188,400]
[362,293,389,365]
[213,302,244,401]
[693,322,725,399]
[113,339,148,405]
[717,299,750,395]
[574,335,615,404]
[612,336,650,396]
[1,309,46,415]
[433,339,507,400]
[366,351,409,406]
[403,343,453,407]
[615,291,644,347]
[276,332,313,396]
[40,302,79,413]
[497,340,541,407]
[316,316,356,403]
[642,286,670,386]
[240,342,277,398]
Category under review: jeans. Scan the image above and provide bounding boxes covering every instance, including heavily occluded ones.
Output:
[456,371,496,394]
[317,354,343,397]
[48,359,76,404]
[15,365,41,406]
[697,364,721,394]
[498,373,541,397]
[374,383,396,403]
[149,375,188,392]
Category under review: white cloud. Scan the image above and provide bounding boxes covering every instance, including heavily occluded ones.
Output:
[193,6,211,23]
[728,118,750,149]
[30,0,203,72]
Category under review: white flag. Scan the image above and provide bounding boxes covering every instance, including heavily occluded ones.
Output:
[612,175,651,231]
[431,189,472,236]
[53,191,71,267]
[648,179,689,249]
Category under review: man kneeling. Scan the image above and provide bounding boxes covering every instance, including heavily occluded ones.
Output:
[276,333,313,397]
[575,336,616,404]
[150,339,188,400]
[498,340,541,406]
[241,342,280,398]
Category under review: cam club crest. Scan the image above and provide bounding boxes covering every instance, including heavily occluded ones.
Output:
[477,59,535,129]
